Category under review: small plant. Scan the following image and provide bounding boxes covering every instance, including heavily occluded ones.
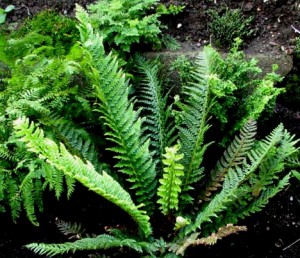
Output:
[0,5,14,24]
[87,0,181,53]
[5,10,79,57]
[156,3,186,16]
[294,36,300,59]
[170,55,195,85]
[208,7,254,48]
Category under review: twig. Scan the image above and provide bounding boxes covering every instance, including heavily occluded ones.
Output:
[283,238,300,251]
[291,25,300,34]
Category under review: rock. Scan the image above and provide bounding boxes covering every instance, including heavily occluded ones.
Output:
[244,2,254,12]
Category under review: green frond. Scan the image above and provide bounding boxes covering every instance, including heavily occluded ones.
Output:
[41,162,65,199]
[135,55,174,172]
[0,144,16,161]
[19,170,39,226]
[76,7,156,211]
[287,154,300,168]
[199,120,257,202]
[46,117,102,171]
[246,124,284,175]
[157,145,184,215]
[7,177,22,223]
[26,234,145,257]
[13,117,152,237]
[181,123,284,236]
[239,173,291,219]
[234,128,298,206]
[176,48,214,205]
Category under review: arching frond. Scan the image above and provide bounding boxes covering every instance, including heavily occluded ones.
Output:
[13,117,152,237]
[76,6,157,211]
[26,234,146,257]
[199,120,257,202]
[181,123,285,236]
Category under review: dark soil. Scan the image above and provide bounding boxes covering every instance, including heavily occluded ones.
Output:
[0,1,299,257]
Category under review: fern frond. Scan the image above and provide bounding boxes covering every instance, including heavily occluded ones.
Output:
[55,219,84,239]
[176,47,214,205]
[182,123,284,236]
[286,154,300,168]
[76,6,156,211]
[41,162,65,199]
[46,117,102,171]
[26,234,145,257]
[157,145,184,215]
[19,170,39,226]
[8,177,21,223]
[135,55,174,173]
[199,120,257,202]
[13,117,152,237]
[0,144,16,161]
[239,173,291,219]
[170,224,247,256]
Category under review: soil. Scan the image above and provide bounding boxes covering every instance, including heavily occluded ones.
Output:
[0,0,299,257]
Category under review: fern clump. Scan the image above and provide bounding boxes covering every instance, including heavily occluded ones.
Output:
[0,3,299,258]
[208,7,254,48]
[87,0,181,53]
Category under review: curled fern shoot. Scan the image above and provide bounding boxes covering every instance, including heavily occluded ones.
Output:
[13,117,152,237]
[157,144,184,215]
[76,5,157,211]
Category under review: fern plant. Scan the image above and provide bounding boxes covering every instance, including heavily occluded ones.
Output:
[87,0,181,53]
[11,5,299,257]
[0,18,106,225]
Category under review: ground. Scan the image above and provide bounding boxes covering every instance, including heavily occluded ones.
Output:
[0,0,299,257]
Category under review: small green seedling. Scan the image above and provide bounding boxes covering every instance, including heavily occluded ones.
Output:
[0,5,15,24]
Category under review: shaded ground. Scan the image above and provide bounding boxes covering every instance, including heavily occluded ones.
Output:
[0,0,299,257]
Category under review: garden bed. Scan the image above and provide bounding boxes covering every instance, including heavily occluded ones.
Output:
[0,1,299,257]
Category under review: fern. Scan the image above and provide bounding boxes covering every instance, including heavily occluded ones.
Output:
[13,116,152,237]
[76,5,157,211]
[238,173,291,219]
[55,219,85,239]
[170,224,247,256]
[7,176,21,222]
[157,145,184,215]
[181,123,285,236]
[26,234,145,257]
[19,167,41,226]
[175,47,214,205]
[134,55,175,172]
[199,120,257,202]
[0,4,297,257]
[88,0,162,52]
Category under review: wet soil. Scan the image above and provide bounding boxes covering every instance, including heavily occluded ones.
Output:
[0,1,299,257]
